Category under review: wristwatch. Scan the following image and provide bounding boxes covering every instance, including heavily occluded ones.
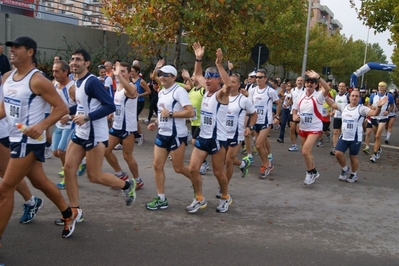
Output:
[169,111,173,118]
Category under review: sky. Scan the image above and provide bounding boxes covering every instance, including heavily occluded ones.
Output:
[322,0,394,64]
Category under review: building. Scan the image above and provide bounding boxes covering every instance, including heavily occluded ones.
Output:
[310,0,343,35]
[0,0,113,31]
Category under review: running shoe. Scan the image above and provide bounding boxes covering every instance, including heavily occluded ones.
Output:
[143,119,150,125]
[77,163,87,176]
[62,208,82,238]
[57,178,65,190]
[215,189,222,199]
[384,139,389,144]
[288,144,298,152]
[268,153,273,162]
[253,146,259,155]
[186,198,207,213]
[114,143,123,150]
[199,161,210,175]
[135,178,144,190]
[317,140,324,147]
[370,154,376,163]
[146,197,169,210]
[264,164,274,177]
[112,172,129,190]
[339,168,350,181]
[45,146,52,159]
[330,149,335,156]
[376,148,382,159]
[137,134,144,147]
[241,145,247,155]
[259,165,267,179]
[362,147,369,154]
[123,179,137,206]
[346,173,359,183]
[216,195,232,213]
[20,197,43,224]
[55,210,84,226]
[58,167,64,178]
[304,171,319,185]
[242,155,254,165]
[277,138,284,143]
[326,134,331,142]
[240,158,251,178]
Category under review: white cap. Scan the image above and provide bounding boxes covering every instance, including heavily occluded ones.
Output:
[159,65,177,76]
[132,60,140,66]
[248,71,256,76]
[389,89,395,93]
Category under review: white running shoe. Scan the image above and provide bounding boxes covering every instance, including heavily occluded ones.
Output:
[45,146,52,159]
[199,161,209,175]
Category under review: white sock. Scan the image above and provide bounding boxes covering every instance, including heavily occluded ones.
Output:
[115,171,123,176]
[342,165,349,171]
[25,196,35,206]
[81,157,86,165]
[386,132,391,140]
[239,161,246,168]
[158,194,166,201]
[247,154,253,158]
[135,177,142,182]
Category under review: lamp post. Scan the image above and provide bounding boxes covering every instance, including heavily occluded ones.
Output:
[360,27,370,88]
[301,0,312,77]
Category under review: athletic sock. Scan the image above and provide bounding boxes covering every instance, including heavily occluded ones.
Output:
[122,181,130,190]
[25,196,35,206]
[158,194,166,201]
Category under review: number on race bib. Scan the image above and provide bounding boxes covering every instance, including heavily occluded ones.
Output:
[204,116,213,125]
[10,105,19,118]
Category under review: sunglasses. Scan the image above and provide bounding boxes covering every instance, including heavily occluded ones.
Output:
[249,76,256,78]
[204,72,221,78]
[157,72,174,77]
[305,80,316,84]
[256,76,265,79]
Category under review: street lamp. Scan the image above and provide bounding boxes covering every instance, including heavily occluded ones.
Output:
[301,0,312,77]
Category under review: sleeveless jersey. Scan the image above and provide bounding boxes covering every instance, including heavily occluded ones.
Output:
[370,93,391,120]
[333,92,349,118]
[340,104,369,141]
[133,77,145,102]
[112,86,138,132]
[295,90,325,131]
[249,86,279,125]
[75,74,109,141]
[0,82,9,138]
[55,80,76,129]
[226,94,256,141]
[157,83,191,137]
[199,90,228,141]
[3,69,46,143]
[188,86,205,127]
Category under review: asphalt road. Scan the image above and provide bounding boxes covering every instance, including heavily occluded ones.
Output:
[0,110,398,266]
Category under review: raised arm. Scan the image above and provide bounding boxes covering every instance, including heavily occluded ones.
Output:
[305,70,330,97]
[215,48,232,103]
[151,59,165,85]
[192,42,205,83]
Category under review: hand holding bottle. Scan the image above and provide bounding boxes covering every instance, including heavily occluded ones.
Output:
[15,123,44,141]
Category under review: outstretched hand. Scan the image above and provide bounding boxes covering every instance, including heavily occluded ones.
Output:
[192,42,205,58]
[215,48,223,65]
[304,70,320,79]
[155,59,165,69]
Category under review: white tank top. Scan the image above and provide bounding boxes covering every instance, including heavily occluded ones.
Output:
[55,80,76,129]
[371,93,389,120]
[296,91,325,132]
[249,86,279,125]
[3,69,46,143]
[75,74,109,141]
[199,90,228,141]
[226,94,256,141]
[334,93,349,118]
[340,104,369,141]
[157,83,191,137]
[112,86,138,132]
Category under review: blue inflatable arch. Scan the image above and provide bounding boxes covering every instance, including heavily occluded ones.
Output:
[350,62,396,88]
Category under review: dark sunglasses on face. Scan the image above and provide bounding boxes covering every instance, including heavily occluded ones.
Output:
[305,80,315,84]
[256,76,265,79]
[249,75,256,78]
[157,72,174,77]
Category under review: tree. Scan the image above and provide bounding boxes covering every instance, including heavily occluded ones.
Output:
[102,0,308,70]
